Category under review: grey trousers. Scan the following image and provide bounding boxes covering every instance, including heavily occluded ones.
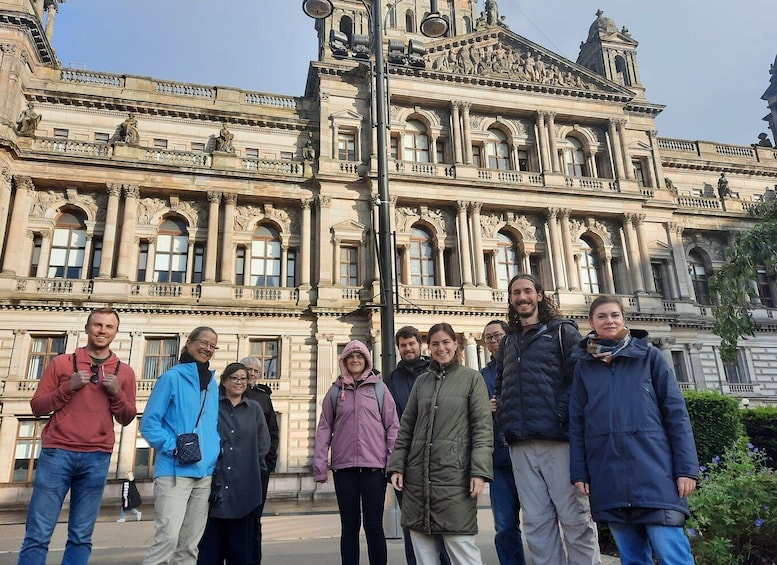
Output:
[509,440,601,565]
[410,530,482,565]
[142,476,212,565]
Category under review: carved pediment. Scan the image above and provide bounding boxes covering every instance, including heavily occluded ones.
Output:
[423,30,633,99]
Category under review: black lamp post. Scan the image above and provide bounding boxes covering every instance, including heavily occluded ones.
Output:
[303,0,448,377]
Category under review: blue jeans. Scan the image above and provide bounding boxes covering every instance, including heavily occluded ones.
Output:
[19,448,111,565]
[490,464,526,565]
[608,523,695,565]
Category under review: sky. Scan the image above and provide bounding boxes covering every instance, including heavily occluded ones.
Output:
[52,1,776,146]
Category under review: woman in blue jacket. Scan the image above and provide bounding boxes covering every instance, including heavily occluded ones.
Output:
[141,327,221,565]
[569,296,698,564]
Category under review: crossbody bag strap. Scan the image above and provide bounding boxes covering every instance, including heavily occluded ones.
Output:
[192,388,208,433]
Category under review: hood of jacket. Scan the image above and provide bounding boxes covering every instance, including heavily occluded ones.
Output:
[338,340,374,384]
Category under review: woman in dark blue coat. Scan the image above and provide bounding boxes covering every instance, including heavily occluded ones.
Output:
[569,296,698,564]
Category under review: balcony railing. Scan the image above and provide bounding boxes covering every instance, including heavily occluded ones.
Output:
[233,287,299,303]
[15,277,93,295]
[38,138,112,157]
[399,285,463,306]
[130,282,202,299]
[565,176,620,192]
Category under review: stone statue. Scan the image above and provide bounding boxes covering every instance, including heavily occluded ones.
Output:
[717,172,731,198]
[215,123,235,153]
[485,0,499,25]
[119,113,140,144]
[16,102,41,136]
[664,177,677,193]
[302,133,316,161]
[756,132,773,148]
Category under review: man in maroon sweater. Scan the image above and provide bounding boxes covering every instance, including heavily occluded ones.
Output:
[19,307,137,565]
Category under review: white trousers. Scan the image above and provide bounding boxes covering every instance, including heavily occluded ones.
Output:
[410,530,482,565]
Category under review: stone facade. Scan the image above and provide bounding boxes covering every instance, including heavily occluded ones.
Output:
[0,0,775,504]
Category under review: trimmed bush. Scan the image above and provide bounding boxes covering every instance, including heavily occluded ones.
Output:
[684,391,740,465]
[741,407,777,469]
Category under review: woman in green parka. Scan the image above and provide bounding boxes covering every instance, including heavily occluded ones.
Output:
[388,322,493,565]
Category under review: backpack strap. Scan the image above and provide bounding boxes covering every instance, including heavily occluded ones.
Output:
[329,381,385,417]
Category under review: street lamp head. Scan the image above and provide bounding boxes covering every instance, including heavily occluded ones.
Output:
[419,12,449,38]
[302,0,334,19]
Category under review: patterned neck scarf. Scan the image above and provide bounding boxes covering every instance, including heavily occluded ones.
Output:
[586,328,631,364]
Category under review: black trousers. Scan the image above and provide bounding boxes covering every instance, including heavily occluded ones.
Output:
[333,468,388,565]
[197,513,254,565]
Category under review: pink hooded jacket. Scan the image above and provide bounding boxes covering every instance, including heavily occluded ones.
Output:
[313,340,399,481]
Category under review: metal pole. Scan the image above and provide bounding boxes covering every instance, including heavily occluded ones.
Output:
[373,2,396,376]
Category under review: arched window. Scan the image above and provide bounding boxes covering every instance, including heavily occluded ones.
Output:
[579,236,601,294]
[251,224,281,287]
[563,137,587,177]
[403,120,429,163]
[339,16,353,43]
[614,55,630,86]
[409,227,435,286]
[405,9,415,32]
[486,128,511,170]
[48,210,86,279]
[495,232,520,290]
[688,250,711,305]
[155,217,189,283]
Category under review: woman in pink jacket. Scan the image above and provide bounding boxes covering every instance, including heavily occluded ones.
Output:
[314,340,400,565]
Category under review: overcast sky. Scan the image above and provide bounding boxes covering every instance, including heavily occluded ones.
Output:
[53,1,776,146]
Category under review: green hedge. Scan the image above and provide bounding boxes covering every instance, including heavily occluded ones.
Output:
[683,391,740,465]
[741,407,777,468]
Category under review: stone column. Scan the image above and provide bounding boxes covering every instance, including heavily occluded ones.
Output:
[607,119,626,180]
[461,103,473,165]
[0,170,12,256]
[647,129,665,189]
[602,252,616,294]
[430,133,439,164]
[300,199,312,287]
[464,334,479,370]
[280,244,289,287]
[82,235,94,279]
[315,333,336,420]
[632,214,656,293]
[98,184,122,278]
[546,208,567,291]
[666,222,692,299]
[450,102,463,164]
[470,202,486,286]
[616,119,633,179]
[145,238,157,282]
[401,244,411,285]
[2,176,33,275]
[547,112,561,173]
[435,242,445,286]
[204,191,221,283]
[185,240,195,283]
[559,209,579,290]
[317,195,333,286]
[622,214,645,293]
[456,201,473,285]
[220,193,236,283]
[35,231,51,278]
[115,185,139,279]
[536,112,550,174]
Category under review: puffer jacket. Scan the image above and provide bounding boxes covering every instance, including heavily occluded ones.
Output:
[313,340,399,481]
[387,359,493,535]
[569,329,699,519]
[495,318,581,444]
[140,362,220,479]
[385,355,431,418]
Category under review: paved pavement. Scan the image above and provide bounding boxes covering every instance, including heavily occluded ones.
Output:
[0,498,620,564]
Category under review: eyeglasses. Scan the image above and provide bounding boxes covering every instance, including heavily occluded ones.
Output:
[228,376,247,383]
[245,368,259,374]
[483,333,505,343]
[90,364,101,384]
[194,338,219,351]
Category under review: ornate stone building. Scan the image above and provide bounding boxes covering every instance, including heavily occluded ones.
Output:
[0,0,775,504]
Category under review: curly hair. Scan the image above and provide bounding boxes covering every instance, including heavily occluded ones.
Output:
[507,273,561,332]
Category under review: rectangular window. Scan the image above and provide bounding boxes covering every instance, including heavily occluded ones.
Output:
[651,261,668,298]
[529,255,541,279]
[27,335,67,380]
[90,238,103,279]
[337,131,357,161]
[192,243,205,284]
[191,142,206,153]
[153,138,168,149]
[390,137,399,159]
[435,140,445,164]
[724,349,750,384]
[250,339,279,379]
[13,419,47,483]
[671,351,689,383]
[757,268,775,308]
[340,246,359,286]
[133,418,155,479]
[94,132,110,143]
[245,148,259,158]
[137,241,149,281]
[280,151,294,160]
[632,160,646,187]
[29,233,42,277]
[517,150,529,172]
[472,145,483,168]
[235,246,246,286]
[53,128,69,139]
[143,337,179,379]
[286,250,297,287]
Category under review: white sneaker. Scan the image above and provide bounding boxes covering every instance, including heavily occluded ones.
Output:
[116,518,125,523]
[136,511,142,521]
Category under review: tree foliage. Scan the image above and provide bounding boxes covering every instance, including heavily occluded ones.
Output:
[710,200,777,363]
